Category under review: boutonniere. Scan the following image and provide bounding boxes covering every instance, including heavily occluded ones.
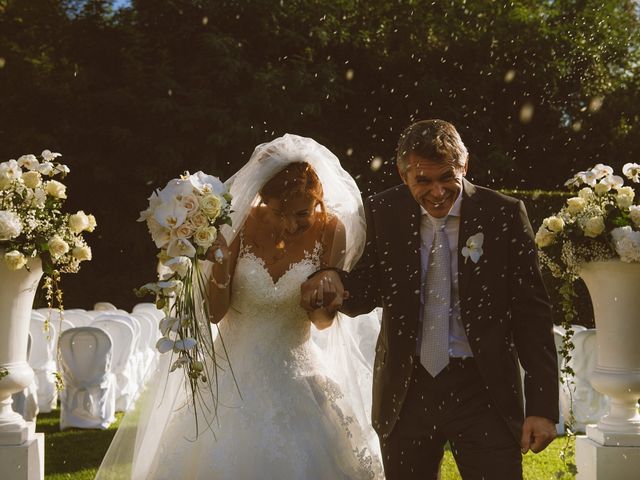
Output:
[461,232,484,264]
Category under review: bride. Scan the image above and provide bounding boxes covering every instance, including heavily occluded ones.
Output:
[96,134,384,479]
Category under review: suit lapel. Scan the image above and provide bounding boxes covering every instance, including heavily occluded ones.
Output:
[392,186,422,338]
[458,179,483,303]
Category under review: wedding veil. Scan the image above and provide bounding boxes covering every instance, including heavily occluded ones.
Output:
[222,133,366,270]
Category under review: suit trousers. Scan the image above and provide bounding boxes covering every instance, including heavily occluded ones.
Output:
[380,357,522,480]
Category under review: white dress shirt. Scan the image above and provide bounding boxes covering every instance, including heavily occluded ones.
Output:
[417,190,473,358]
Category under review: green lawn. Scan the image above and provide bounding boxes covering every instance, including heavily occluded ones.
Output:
[38,410,576,479]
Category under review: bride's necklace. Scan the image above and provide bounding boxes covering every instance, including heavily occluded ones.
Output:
[261,230,287,266]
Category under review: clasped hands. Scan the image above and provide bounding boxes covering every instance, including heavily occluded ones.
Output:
[300,270,348,329]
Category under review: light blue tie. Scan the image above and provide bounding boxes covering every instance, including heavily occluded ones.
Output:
[420,216,451,376]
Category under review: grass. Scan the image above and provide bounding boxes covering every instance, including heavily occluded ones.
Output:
[37,409,576,479]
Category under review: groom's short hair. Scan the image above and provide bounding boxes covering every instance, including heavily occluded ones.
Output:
[396,119,468,173]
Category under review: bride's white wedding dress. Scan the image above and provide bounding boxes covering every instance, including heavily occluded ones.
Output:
[132,241,383,479]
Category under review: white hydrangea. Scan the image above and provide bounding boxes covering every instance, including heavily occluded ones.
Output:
[0,210,22,240]
[629,205,640,227]
[611,227,640,263]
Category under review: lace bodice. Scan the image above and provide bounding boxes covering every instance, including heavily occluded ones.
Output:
[220,241,323,370]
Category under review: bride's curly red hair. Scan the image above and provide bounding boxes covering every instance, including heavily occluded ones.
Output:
[260,162,327,222]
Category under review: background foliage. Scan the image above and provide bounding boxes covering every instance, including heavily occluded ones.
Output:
[0,0,638,313]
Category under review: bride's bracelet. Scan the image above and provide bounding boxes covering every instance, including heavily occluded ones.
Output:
[210,274,230,289]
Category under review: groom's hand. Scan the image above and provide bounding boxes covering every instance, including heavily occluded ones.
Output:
[300,270,347,314]
[520,416,557,454]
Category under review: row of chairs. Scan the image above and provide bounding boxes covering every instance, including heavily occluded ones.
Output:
[15,302,164,429]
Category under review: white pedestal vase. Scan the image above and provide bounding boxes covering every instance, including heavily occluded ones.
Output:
[575,260,640,480]
[0,256,45,480]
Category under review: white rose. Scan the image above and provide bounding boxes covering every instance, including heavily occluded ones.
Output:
[4,250,27,271]
[22,171,42,189]
[180,194,199,215]
[615,186,635,209]
[584,216,605,238]
[68,211,90,233]
[535,227,555,248]
[164,256,191,278]
[0,210,22,240]
[193,226,218,248]
[594,182,610,195]
[189,212,208,228]
[578,187,594,200]
[566,197,586,215]
[174,221,195,239]
[546,216,565,233]
[629,205,640,227]
[48,235,70,258]
[199,194,222,220]
[72,245,92,261]
[45,180,67,199]
[86,214,97,232]
[17,154,39,170]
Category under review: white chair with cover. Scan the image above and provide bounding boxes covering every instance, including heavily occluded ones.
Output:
[561,328,610,432]
[131,312,157,383]
[132,302,164,322]
[92,317,137,412]
[59,319,75,332]
[59,327,116,429]
[95,313,144,386]
[94,302,118,311]
[28,314,58,412]
[64,311,94,328]
[12,332,39,422]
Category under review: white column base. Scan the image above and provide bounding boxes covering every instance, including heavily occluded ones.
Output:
[587,424,640,447]
[576,435,640,480]
[0,430,44,480]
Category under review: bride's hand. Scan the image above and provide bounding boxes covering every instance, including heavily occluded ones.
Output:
[300,270,347,313]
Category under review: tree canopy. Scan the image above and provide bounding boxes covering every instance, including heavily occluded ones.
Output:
[1,0,638,308]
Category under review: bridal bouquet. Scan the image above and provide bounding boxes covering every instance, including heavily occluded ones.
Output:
[536,162,640,278]
[0,150,96,312]
[137,171,232,404]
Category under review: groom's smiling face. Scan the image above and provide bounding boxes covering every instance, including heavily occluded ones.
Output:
[400,153,467,218]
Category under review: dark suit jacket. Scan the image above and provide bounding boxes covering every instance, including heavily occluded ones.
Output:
[341,179,559,441]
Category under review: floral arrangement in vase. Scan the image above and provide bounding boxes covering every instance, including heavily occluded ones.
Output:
[0,150,96,311]
[534,161,640,463]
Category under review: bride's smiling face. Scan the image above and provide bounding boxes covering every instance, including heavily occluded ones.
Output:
[263,193,319,238]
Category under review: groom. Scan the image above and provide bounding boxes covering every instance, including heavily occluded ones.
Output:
[302,119,558,479]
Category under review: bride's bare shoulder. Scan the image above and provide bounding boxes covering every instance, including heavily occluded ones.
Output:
[243,206,266,237]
